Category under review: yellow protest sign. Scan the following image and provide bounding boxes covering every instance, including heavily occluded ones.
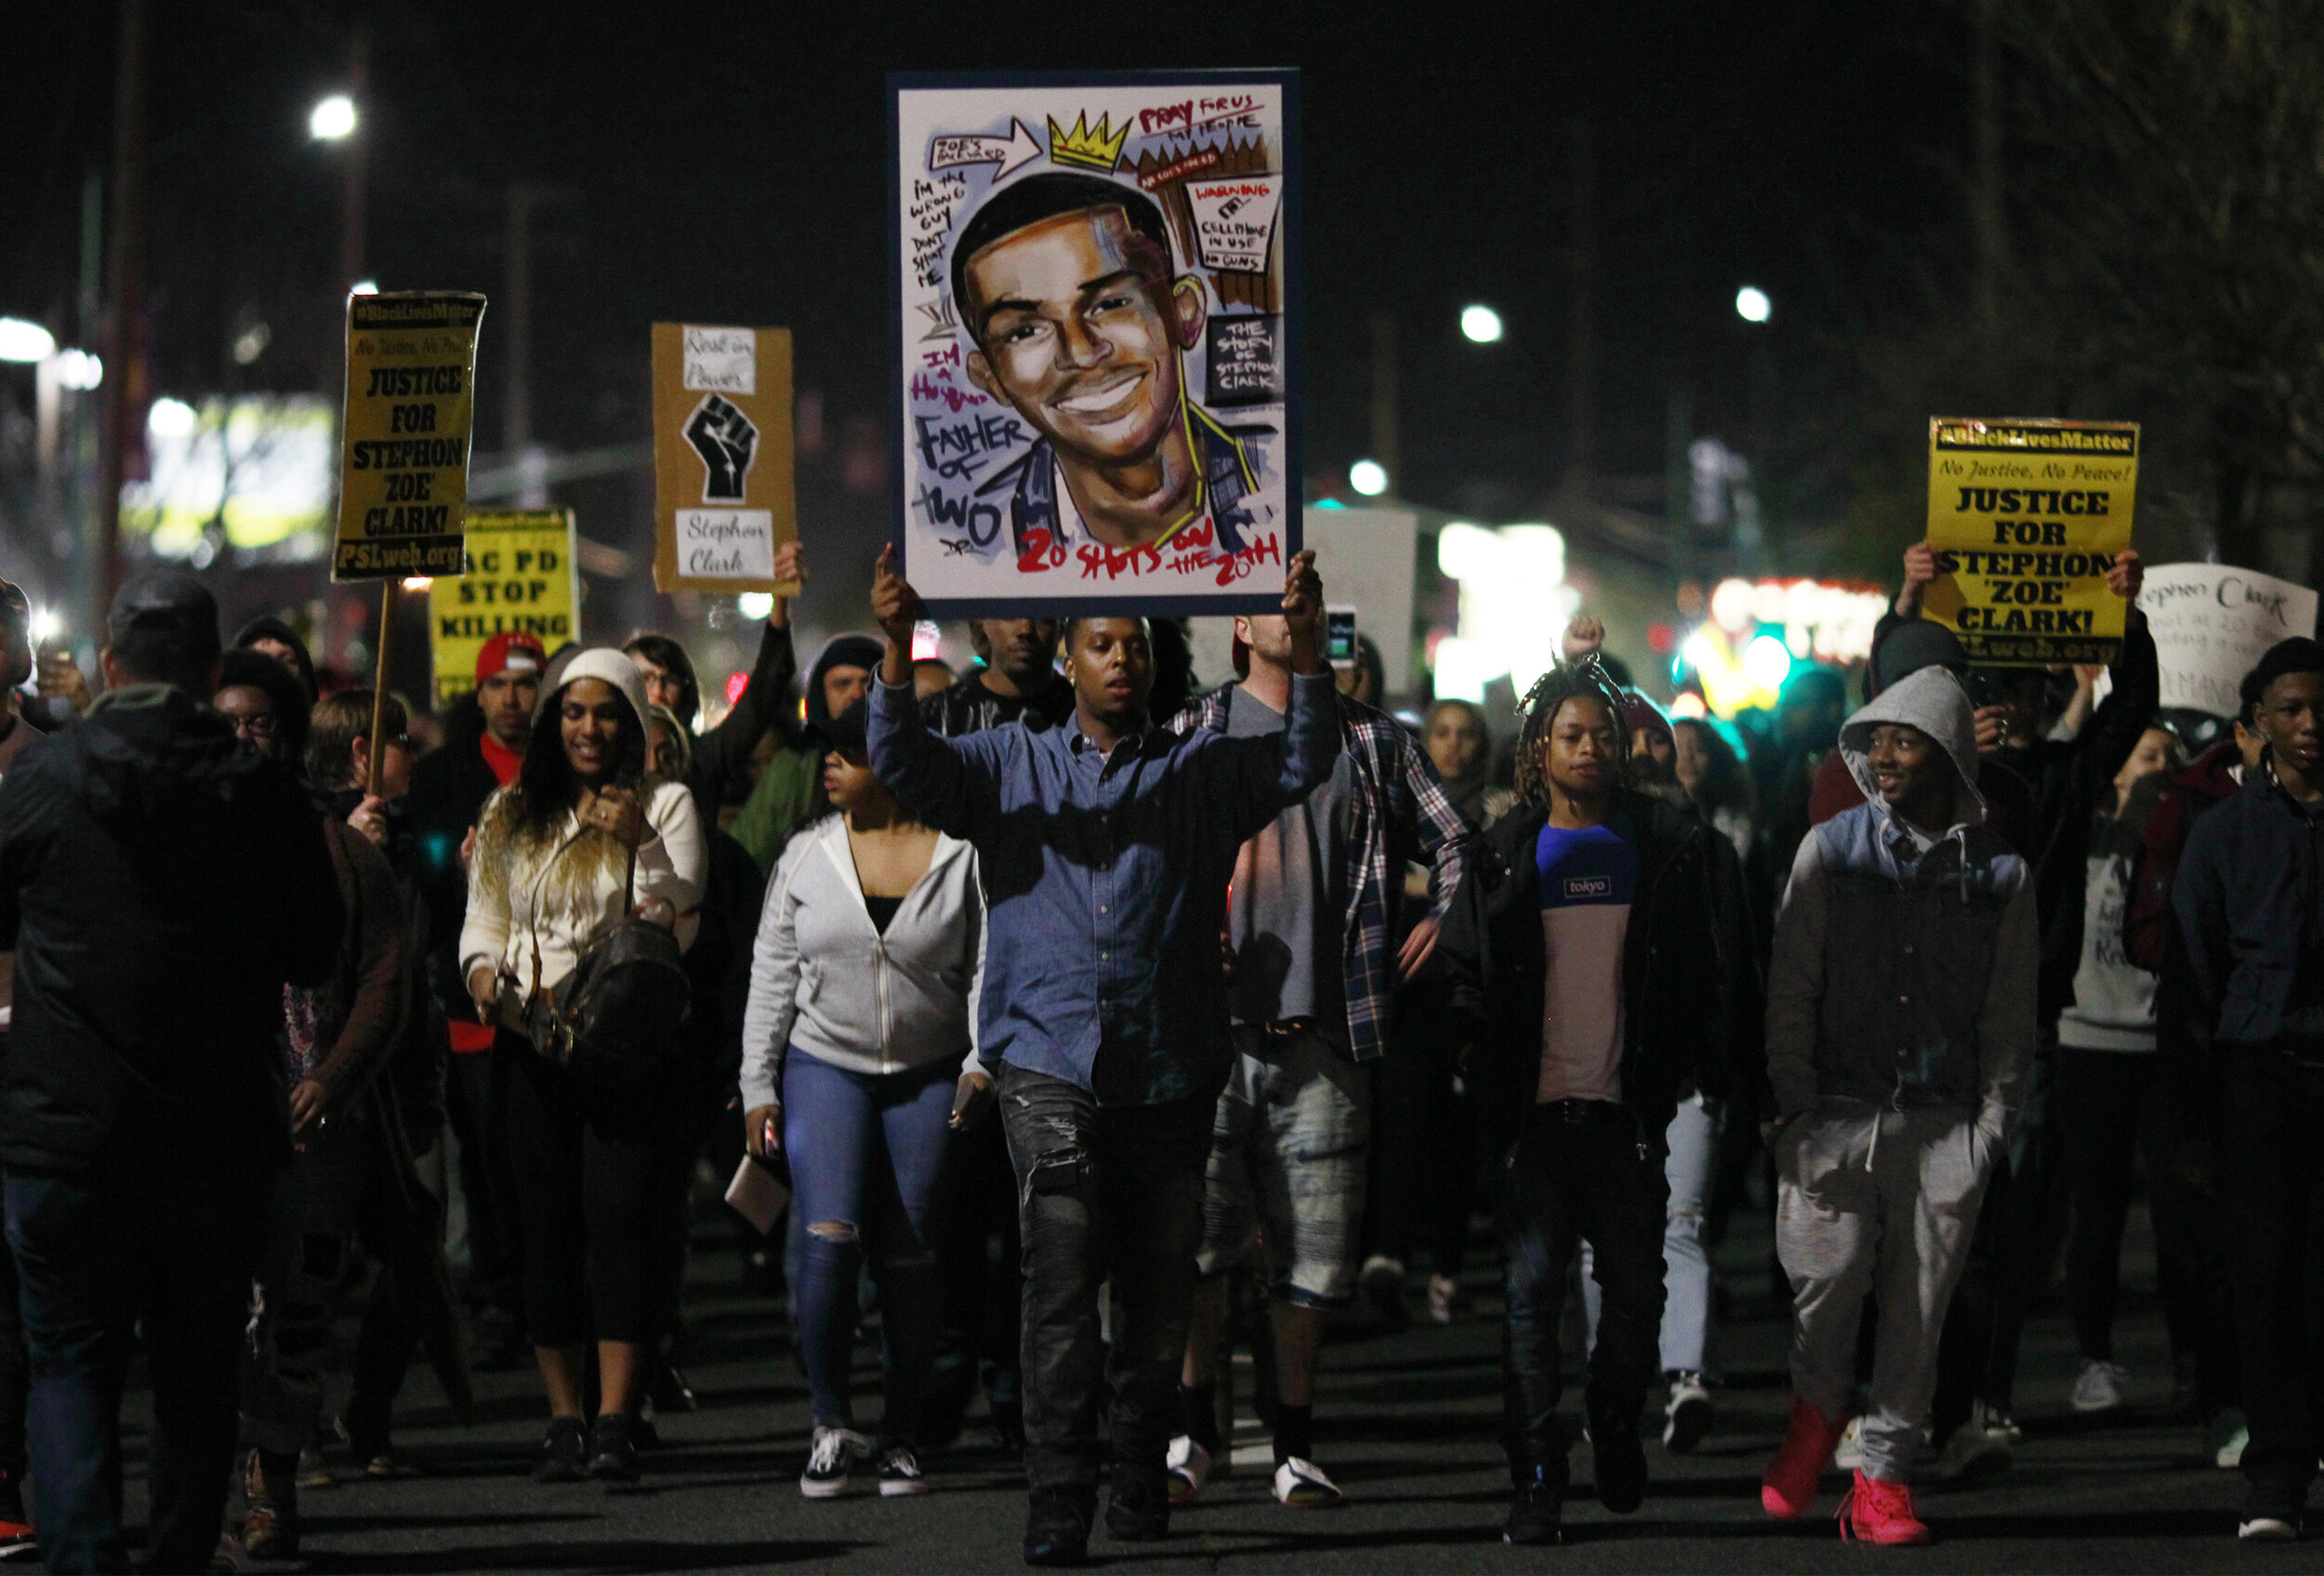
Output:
[1922,417,2137,663]
[429,509,578,707]
[651,324,798,593]
[334,291,486,581]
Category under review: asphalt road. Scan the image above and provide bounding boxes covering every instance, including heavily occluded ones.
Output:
[132,1191,2303,1573]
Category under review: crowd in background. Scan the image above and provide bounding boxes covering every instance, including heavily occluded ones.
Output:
[0,525,2316,1569]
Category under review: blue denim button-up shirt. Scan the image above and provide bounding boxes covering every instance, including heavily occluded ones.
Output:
[868,671,1338,1106]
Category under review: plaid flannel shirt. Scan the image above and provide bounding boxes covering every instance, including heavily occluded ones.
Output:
[1171,685,1477,1063]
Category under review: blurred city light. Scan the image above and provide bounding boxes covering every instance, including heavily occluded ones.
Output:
[1433,523,1570,702]
[1744,632,1794,690]
[27,609,58,650]
[1348,458,1389,497]
[1459,304,1504,344]
[1735,285,1772,324]
[401,576,433,592]
[231,323,271,365]
[55,349,101,389]
[350,279,379,297]
[310,94,357,140]
[737,592,775,620]
[0,318,56,363]
[146,397,196,437]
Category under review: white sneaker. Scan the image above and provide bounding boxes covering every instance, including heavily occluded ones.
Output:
[1935,1401,2015,1481]
[1662,1373,1713,1453]
[878,1442,929,1497]
[1272,1455,1344,1508]
[1832,1414,1865,1471]
[2238,1516,2298,1542]
[1426,1274,1462,1325]
[2211,1410,2249,1469]
[1166,1435,1214,1506]
[2072,1358,2129,1413]
[799,1425,868,1498]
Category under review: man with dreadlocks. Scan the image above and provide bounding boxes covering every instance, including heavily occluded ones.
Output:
[1438,656,1734,1546]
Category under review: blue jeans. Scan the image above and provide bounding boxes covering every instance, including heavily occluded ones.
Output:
[7,1167,268,1574]
[782,1053,955,1442]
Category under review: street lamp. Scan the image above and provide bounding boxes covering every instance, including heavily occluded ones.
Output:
[1735,285,1772,324]
[0,318,57,363]
[1349,458,1389,497]
[310,94,356,141]
[1460,304,1504,344]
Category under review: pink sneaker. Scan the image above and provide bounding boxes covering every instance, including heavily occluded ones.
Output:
[1761,1395,1847,1519]
[1838,1469,1932,1544]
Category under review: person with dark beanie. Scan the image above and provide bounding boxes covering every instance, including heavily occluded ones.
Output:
[2173,636,2324,1541]
[0,568,341,1572]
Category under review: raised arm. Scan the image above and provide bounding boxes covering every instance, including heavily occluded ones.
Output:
[867,545,997,838]
[687,542,805,809]
[1217,550,1338,841]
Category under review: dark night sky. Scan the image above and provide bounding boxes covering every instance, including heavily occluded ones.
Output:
[2,1,1974,573]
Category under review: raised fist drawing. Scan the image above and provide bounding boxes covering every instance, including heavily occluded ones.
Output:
[685,394,759,502]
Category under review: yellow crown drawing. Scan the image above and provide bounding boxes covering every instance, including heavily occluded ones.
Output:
[1047,111,1130,173]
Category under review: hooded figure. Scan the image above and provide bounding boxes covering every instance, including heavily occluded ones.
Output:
[232,615,320,700]
[1756,665,2037,1540]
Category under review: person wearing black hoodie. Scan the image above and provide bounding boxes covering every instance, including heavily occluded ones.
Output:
[0,569,341,1574]
[232,613,319,701]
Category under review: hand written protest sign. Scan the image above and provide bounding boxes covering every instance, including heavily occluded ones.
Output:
[429,510,579,708]
[652,324,798,593]
[1921,417,2137,663]
[334,292,485,580]
[2136,563,2318,718]
[890,70,1301,616]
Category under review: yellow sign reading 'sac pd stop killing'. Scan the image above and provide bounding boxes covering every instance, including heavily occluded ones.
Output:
[429,510,578,708]
[1922,417,2138,664]
[334,290,486,581]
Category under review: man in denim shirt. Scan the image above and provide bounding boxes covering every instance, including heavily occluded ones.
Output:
[865,545,1335,1566]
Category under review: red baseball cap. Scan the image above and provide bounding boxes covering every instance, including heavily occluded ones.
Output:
[475,630,548,683]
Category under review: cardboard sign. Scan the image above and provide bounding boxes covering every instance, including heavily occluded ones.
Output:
[890,70,1301,616]
[651,324,797,592]
[429,509,580,708]
[1922,417,2137,663]
[334,292,485,581]
[2136,562,2318,718]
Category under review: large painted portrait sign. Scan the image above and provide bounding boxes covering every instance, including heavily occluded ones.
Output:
[889,71,1301,615]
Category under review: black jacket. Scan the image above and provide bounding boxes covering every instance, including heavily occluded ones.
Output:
[1438,787,1747,1146]
[685,621,797,820]
[2174,761,2324,1063]
[0,686,342,1177]
[1989,614,2159,1024]
[405,722,503,1019]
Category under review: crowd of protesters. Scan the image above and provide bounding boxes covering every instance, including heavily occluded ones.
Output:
[0,522,2315,1570]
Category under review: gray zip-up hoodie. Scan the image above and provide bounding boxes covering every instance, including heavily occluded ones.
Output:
[1764,667,2038,1139]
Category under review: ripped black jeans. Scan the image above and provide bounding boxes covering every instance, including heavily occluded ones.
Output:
[997,1064,1215,1495]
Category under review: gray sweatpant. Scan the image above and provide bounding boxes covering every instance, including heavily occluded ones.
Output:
[1776,1103,1995,1483]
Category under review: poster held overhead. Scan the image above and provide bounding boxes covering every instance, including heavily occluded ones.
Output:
[2135,563,2319,719]
[334,291,485,582]
[889,70,1301,616]
[429,509,580,709]
[1921,417,2138,664]
[651,324,798,594]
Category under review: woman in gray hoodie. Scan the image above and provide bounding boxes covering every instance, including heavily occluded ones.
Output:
[739,698,984,1501]
[1756,666,2037,1544]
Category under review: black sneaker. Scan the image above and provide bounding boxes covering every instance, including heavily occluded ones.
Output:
[1104,1463,1169,1542]
[588,1412,640,1482]
[532,1416,588,1483]
[1662,1372,1714,1454]
[1504,1465,1563,1545]
[2239,1479,2304,1542]
[0,1467,33,1563]
[878,1442,930,1497]
[1589,1400,1648,1514]
[1023,1484,1094,1567]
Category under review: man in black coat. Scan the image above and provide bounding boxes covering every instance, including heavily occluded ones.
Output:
[0,569,341,1573]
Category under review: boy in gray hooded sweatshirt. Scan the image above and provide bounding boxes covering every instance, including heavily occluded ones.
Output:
[1757,666,2037,1544]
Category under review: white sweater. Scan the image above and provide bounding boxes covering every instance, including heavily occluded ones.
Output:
[459,777,706,999]
[740,814,984,1107]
